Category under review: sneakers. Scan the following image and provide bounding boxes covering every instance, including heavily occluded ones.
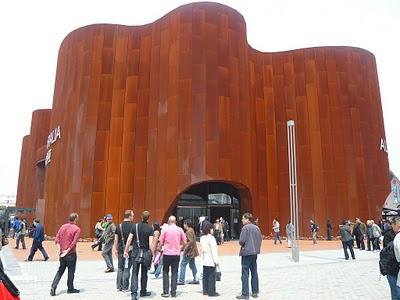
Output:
[252,293,259,298]
[67,288,80,294]
[104,268,114,273]
[50,288,56,296]
[236,295,249,300]
[161,293,169,297]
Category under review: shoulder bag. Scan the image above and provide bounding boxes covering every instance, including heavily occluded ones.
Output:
[134,223,153,268]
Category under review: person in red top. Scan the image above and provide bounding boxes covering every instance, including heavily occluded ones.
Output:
[50,213,81,296]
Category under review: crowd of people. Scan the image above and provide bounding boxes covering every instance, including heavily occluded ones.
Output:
[4,212,399,299]
[45,211,262,299]
[271,217,388,251]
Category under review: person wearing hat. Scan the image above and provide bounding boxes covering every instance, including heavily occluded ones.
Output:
[100,214,116,272]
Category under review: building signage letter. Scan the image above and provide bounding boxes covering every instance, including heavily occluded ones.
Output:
[380,138,388,153]
[45,125,61,166]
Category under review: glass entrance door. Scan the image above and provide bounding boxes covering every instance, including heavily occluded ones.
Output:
[176,206,207,235]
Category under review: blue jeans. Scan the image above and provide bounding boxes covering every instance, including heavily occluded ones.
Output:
[387,274,400,300]
[342,240,355,260]
[154,255,163,278]
[178,255,197,283]
[116,254,133,290]
[241,255,259,296]
[274,232,282,244]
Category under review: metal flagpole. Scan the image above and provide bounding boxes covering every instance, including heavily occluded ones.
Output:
[287,120,299,262]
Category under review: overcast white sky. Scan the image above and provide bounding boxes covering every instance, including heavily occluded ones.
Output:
[0,0,399,196]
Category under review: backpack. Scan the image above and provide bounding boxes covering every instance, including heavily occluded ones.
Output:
[379,241,400,276]
[0,268,20,299]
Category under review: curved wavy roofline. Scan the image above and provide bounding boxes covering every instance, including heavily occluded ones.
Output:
[59,1,375,60]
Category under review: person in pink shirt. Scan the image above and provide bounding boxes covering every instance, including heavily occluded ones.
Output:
[159,216,186,298]
[50,213,81,296]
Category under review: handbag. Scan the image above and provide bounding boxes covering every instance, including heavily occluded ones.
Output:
[134,224,153,268]
[215,265,221,281]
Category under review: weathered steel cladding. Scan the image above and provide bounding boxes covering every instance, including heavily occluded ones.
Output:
[16,109,51,220]
[17,3,388,237]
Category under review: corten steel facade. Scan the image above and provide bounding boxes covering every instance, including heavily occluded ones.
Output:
[16,109,51,221]
[16,2,389,237]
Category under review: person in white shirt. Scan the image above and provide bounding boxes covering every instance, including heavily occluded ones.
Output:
[200,222,220,297]
[272,218,282,245]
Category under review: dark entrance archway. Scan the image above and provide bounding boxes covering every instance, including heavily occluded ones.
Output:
[171,181,252,239]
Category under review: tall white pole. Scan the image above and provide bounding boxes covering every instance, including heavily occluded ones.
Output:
[287,120,299,262]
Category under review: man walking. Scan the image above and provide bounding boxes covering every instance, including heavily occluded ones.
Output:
[124,211,154,300]
[236,213,262,300]
[114,210,134,292]
[15,218,26,249]
[50,213,81,296]
[339,220,355,260]
[178,219,199,285]
[159,216,186,298]
[26,218,49,261]
[101,214,116,272]
[12,217,21,239]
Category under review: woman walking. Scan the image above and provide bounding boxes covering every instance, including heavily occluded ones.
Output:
[200,222,220,297]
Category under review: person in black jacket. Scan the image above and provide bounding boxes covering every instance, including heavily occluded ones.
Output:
[384,217,400,300]
[353,218,365,250]
[383,221,396,248]
[326,220,333,241]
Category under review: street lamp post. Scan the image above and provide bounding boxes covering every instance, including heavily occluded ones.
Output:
[287,120,299,262]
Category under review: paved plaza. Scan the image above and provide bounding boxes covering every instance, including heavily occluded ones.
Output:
[1,243,390,300]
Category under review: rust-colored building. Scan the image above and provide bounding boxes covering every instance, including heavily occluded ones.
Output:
[16,2,390,237]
